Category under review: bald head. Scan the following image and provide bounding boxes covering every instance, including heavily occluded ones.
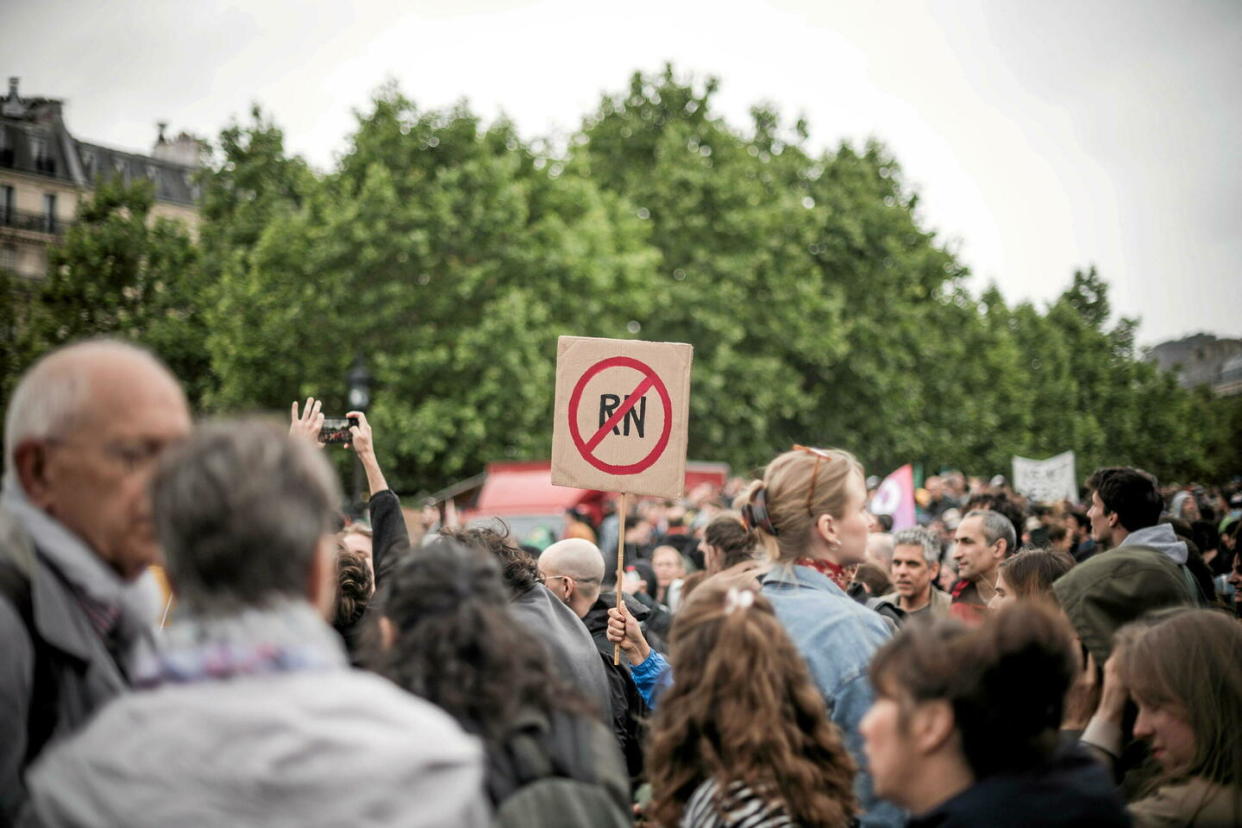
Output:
[866,532,896,570]
[538,539,605,617]
[540,539,606,582]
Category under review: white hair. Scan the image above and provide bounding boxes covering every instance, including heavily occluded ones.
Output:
[3,340,169,485]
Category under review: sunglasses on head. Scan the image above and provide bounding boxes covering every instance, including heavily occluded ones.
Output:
[793,444,834,518]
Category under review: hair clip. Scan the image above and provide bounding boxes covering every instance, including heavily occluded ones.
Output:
[741,483,780,536]
[724,587,755,614]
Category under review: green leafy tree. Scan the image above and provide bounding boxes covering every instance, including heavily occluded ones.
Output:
[0,176,207,416]
[574,66,969,475]
[206,88,659,492]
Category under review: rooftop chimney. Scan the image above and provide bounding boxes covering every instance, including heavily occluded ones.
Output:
[2,77,25,117]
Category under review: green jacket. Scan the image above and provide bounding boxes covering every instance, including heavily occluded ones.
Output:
[1052,546,1196,666]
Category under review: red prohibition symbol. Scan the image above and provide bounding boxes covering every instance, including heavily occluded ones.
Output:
[567,356,673,475]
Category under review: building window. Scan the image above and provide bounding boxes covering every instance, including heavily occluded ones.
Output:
[31,133,55,174]
[82,148,96,176]
[1,185,13,224]
[0,243,16,273]
[43,193,56,233]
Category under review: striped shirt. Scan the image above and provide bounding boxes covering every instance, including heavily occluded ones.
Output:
[681,779,795,828]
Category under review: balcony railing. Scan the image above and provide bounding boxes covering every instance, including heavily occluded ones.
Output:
[0,208,71,236]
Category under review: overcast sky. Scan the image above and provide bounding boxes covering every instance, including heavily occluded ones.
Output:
[5,0,1239,346]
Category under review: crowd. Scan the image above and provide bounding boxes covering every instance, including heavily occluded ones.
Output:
[1,339,1240,827]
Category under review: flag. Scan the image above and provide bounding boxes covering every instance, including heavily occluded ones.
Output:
[870,464,916,530]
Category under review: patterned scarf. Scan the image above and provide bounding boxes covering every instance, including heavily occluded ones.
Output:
[132,599,346,689]
[793,557,855,592]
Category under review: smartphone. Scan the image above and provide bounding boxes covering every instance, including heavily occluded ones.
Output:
[319,416,358,445]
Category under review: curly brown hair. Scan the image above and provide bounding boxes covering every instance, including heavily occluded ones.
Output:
[646,583,858,826]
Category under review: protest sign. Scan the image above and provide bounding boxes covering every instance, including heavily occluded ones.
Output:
[552,336,693,664]
[552,336,693,500]
[1012,450,1078,504]
[870,464,916,530]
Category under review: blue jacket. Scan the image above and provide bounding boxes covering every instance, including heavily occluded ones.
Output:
[761,563,902,828]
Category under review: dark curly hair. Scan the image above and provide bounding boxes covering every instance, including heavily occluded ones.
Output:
[440,524,540,598]
[333,547,373,630]
[372,537,589,752]
[646,583,858,826]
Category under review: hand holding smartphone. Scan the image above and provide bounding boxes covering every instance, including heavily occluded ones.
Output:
[319,416,360,445]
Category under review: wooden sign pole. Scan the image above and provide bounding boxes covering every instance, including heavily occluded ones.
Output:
[613,491,628,666]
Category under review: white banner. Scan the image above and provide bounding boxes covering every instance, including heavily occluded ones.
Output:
[1012,451,1078,504]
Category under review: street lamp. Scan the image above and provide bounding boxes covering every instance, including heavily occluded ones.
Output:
[346,355,371,512]
[347,355,371,412]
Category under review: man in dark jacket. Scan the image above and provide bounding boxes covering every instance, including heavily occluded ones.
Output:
[539,539,650,783]
[0,341,192,822]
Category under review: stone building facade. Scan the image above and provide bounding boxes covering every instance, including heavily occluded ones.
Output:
[0,77,200,278]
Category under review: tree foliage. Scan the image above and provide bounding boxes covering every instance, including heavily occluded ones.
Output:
[2,67,1237,491]
[0,176,208,424]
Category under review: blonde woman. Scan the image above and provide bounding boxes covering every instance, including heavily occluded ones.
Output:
[735,446,898,828]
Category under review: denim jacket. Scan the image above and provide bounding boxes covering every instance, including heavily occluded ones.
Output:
[761,563,903,828]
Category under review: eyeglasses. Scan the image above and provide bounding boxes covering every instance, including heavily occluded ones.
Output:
[45,436,170,474]
[793,444,834,517]
[541,574,600,587]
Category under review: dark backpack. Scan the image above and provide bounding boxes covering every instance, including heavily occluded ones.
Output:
[487,709,631,828]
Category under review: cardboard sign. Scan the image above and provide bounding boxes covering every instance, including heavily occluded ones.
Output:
[552,336,693,499]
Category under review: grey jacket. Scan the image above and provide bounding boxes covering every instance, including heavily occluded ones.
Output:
[21,660,489,827]
[0,506,133,824]
[511,583,613,724]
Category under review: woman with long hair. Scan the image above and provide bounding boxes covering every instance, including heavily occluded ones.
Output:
[646,583,858,827]
[862,604,1129,826]
[1085,608,1242,826]
[734,446,898,827]
[373,538,629,825]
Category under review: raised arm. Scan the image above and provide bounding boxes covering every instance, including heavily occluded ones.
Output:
[348,411,408,586]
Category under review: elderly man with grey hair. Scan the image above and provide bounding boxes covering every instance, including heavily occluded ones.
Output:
[19,421,487,827]
[878,527,949,622]
[949,508,1017,624]
[865,532,896,570]
[0,340,191,822]
[538,538,651,785]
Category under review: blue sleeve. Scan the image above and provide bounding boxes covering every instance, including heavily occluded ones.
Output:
[832,671,906,828]
[630,650,672,710]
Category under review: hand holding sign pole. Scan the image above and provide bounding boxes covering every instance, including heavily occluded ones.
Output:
[551,336,693,664]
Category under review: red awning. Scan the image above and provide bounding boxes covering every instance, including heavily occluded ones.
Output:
[471,462,592,517]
